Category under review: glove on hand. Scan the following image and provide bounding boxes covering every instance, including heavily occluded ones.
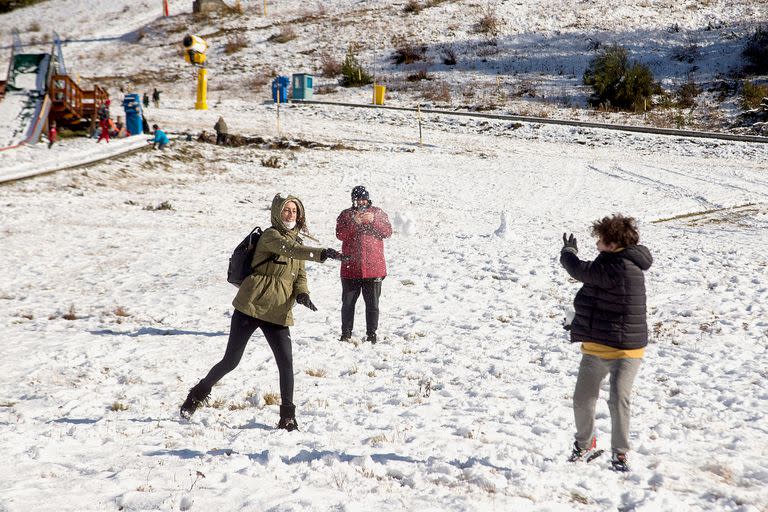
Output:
[322,248,348,261]
[562,233,578,254]
[296,293,317,312]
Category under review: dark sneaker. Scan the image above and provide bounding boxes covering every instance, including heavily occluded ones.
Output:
[366,333,377,344]
[567,436,597,462]
[180,384,210,420]
[339,333,352,342]
[610,452,630,472]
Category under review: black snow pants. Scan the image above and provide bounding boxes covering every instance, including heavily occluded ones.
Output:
[341,278,382,337]
[198,309,294,405]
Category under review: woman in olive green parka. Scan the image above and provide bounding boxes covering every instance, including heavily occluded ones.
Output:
[181,194,345,431]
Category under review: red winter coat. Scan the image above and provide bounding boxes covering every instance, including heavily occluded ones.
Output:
[336,206,392,279]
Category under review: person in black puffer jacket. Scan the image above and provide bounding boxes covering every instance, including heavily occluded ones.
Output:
[560,214,652,472]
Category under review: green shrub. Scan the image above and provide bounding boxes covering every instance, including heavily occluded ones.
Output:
[583,44,656,112]
[743,27,768,73]
[0,0,45,14]
[340,45,373,87]
[741,81,768,110]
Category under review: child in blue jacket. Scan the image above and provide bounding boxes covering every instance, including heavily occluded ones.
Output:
[149,124,169,150]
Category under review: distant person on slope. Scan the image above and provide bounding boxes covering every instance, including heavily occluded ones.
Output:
[214,116,228,145]
[96,99,111,143]
[560,214,652,473]
[149,124,169,150]
[152,88,161,108]
[335,185,392,343]
[47,121,57,149]
[180,194,347,431]
[142,92,150,109]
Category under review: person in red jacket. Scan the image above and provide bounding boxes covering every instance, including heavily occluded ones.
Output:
[335,185,392,343]
[47,121,57,149]
[97,99,111,143]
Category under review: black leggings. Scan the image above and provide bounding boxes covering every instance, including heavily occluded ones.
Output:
[199,309,294,405]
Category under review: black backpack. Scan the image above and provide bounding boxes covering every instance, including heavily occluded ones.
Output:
[227,227,273,287]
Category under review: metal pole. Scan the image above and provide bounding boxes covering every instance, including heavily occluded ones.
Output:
[418,105,422,145]
[276,90,281,136]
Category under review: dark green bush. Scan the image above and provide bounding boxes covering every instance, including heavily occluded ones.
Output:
[743,27,768,73]
[340,45,373,87]
[0,0,45,14]
[583,44,656,112]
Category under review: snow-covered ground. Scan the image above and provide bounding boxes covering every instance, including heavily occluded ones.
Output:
[0,136,150,182]
[1,101,768,512]
[1,2,768,511]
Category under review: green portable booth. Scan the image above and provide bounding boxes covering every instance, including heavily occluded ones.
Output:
[291,73,313,100]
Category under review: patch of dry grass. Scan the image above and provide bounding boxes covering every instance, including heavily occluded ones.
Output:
[268,26,297,44]
[224,33,248,54]
[110,402,128,412]
[263,392,280,405]
[319,52,342,77]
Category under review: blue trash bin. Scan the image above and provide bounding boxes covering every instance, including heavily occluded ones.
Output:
[122,93,143,136]
[271,76,290,103]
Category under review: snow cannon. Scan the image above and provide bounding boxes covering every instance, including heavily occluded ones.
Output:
[183,34,209,65]
[182,35,209,110]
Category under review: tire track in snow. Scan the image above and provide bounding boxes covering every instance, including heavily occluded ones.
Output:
[587,164,716,208]
[638,163,768,199]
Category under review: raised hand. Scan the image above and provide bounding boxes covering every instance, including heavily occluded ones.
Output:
[562,233,578,254]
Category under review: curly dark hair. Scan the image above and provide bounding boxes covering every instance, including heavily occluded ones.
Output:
[591,214,639,247]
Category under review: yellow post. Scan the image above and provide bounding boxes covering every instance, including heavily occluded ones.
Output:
[195,67,208,110]
[263,0,267,16]
[373,84,386,105]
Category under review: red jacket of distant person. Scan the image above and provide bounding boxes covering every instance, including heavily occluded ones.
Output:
[336,196,392,279]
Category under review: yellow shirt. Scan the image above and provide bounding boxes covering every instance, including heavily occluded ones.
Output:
[581,342,645,359]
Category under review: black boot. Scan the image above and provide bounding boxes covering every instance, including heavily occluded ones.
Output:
[277,404,299,432]
[180,382,211,420]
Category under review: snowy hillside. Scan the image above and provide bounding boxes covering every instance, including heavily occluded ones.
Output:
[2,0,767,129]
[1,1,768,512]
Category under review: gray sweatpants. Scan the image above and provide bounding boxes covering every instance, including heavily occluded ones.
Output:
[573,354,641,454]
